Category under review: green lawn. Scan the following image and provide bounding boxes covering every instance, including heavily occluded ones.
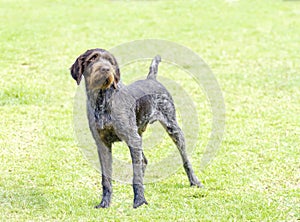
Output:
[1,0,299,221]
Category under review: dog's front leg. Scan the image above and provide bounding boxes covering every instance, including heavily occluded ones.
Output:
[95,141,113,208]
[111,109,148,208]
[130,146,148,208]
[128,136,148,208]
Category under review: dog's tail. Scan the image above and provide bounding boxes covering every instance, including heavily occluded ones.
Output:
[147,55,161,80]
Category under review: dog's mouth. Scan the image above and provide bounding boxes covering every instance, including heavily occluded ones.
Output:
[102,74,114,89]
[92,74,114,91]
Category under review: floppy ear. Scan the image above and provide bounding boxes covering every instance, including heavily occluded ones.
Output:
[112,55,121,89]
[70,49,95,85]
[70,55,85,85]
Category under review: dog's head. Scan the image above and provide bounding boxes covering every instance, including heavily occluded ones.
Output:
[70,48,120,90]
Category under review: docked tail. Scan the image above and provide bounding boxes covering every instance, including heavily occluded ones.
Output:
[147,55,161,80]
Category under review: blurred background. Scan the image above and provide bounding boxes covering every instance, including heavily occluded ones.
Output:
[0,0,299,221]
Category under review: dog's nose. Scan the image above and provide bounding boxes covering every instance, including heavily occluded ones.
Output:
[100,66,110,73]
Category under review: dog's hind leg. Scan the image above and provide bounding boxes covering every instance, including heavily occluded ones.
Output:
[159,107,203,187]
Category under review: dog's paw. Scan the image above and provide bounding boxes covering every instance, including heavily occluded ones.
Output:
[133,197,148,208]
[191,181,204,188]
[95,199,110,209]
[190,177,204,188]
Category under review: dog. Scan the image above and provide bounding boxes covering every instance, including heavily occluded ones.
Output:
[70,48,203,208]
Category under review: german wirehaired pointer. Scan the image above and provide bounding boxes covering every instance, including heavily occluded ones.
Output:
[70,48,203,208]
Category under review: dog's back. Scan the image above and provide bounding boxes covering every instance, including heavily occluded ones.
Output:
[112,55,171,108]
[110,55,174,131]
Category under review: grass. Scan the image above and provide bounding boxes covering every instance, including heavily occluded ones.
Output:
[0,0,299,221]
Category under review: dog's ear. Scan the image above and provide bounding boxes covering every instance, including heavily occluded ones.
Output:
[112,55,121,89]
[70,50,95,85]
[70,55,85,85]
[113,66,120,89]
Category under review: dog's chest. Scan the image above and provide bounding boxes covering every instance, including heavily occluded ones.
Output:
[93,99,120,143]
[97,125,120,144]
[93,90,113,129]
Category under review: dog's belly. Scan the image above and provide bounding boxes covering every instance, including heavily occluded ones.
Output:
[110,79,175,137]
[135,94,168,135]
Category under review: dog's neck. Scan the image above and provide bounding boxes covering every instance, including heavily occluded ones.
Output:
[86,82,123,129]
[86,87,114,111]
[86,82,124,108]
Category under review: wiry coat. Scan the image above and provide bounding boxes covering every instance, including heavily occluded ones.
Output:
[70,49,202,208]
